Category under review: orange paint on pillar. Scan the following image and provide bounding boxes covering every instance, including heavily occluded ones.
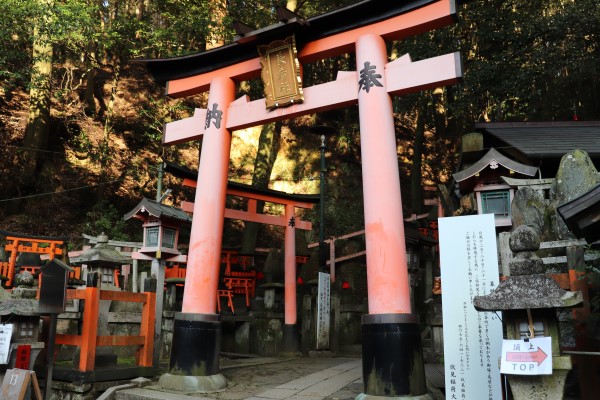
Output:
[356,34,411,315]
[182,77,236,315]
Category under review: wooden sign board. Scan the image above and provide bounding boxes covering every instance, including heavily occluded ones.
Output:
[0,324,13,364]
[1,369,42,400]
[258,36,304,109]
[38,259,71,314]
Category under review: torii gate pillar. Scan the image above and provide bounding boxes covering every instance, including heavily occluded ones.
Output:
[355,34,428,398]
[158,76,234,392]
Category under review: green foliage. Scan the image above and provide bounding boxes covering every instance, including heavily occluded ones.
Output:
[83,200,131,241]
[444,0,600,122]
[0,0,35,96]
[138,98,193,144]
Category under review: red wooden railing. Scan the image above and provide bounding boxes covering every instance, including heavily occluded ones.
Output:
[55,287,156,372]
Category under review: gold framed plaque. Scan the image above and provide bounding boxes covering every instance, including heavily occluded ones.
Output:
[258,36,304,110]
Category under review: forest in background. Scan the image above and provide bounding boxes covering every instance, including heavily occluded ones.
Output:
[0,0,599,249]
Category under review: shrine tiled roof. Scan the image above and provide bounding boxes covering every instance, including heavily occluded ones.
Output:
[124,198,192,223]
[476,121,600,159]
[453,148,538,183]
[137,0,449,85]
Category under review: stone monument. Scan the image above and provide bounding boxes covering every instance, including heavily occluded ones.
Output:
[473,225,582,399]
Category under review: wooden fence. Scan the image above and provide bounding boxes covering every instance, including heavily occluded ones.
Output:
[55,287,156,372]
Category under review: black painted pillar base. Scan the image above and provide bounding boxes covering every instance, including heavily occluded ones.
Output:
[282,324,300,354]
[360,313,427,398]
[159,312,227,392]
[169,312,221,375]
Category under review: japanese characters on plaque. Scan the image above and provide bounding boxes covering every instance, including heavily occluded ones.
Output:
[316,271,330,350]
[258,36,304,109]
[438,214,503,400]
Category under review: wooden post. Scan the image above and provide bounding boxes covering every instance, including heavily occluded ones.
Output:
[6,239,19,287]
[566,245,594,400]
[79,284,100,371]
[137,291,156,367]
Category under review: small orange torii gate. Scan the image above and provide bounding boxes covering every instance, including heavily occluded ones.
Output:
[141,1,462,396]
[0,231,70,287]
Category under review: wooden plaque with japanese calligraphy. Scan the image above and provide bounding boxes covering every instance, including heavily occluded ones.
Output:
[1,369,42,400]
[258,36,304,109]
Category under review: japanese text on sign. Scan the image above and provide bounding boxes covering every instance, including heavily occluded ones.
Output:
[438,214,503,400]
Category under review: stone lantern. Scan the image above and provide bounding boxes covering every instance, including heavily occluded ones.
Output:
[124,197,190,366]
[69,233,132,368]
[69,232,131,288]
[124,197,190,262]
[473,225,583,400]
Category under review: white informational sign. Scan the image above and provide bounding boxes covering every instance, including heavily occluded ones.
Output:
[501,337,552,375]
[438,214,504,400]
[316,272,330,349]
[0,324,13,364]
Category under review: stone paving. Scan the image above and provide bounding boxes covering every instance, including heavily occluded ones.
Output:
[244,359,362,400]
[115,356,364,400]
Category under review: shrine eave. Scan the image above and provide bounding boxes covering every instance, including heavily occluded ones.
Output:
[453,148,539,183]
[137,0,455,87]
[124,197,193,223]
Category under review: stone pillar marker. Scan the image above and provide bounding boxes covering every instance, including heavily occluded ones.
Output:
[474,225,583,400]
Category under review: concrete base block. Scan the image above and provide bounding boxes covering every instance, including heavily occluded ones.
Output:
[158,373,227,393]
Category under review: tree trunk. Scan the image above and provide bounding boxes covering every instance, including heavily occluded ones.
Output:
[84,42,97,117]
[22,0,54,188]
[240,121,282,254]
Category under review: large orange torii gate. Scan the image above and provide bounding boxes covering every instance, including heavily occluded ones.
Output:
[141,1,462,397]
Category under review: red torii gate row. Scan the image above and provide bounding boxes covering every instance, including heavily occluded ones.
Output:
[141,0,462,397]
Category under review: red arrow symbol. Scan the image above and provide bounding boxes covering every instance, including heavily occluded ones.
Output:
[506,347,548,365]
